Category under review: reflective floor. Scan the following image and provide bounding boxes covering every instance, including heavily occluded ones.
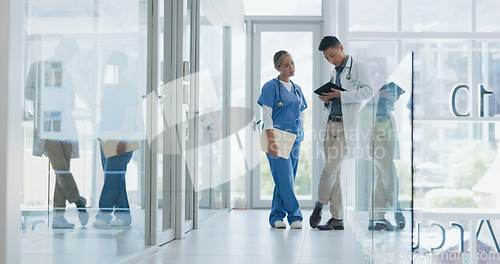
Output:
[137,209,369,264]
[19,208,417,264]
[350,210,413,264]
[20,208,146,264]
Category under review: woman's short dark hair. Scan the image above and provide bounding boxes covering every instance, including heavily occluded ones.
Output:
[318,36,341,51]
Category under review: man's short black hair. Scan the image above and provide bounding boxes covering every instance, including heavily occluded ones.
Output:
[318,36,341,51]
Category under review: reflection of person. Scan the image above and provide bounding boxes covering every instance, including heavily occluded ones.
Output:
[369,82,406,231]
[93,51,140,228]
[310,36,374,230]
[24,38,88,229]
[257,50,308,229]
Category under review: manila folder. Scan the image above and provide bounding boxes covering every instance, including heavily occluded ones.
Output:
[99,139,140,158]
[259,128,297,159]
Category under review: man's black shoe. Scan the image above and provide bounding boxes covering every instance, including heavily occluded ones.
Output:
[395,211,405,230]
[309,206,322,228]
[317,218,344,230]
[368,219,400,231]
[75,196,89,227]
[75,196,86,208]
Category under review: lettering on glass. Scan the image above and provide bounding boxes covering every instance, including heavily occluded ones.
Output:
[413,220,499,253]
[450,84,470,117]
[451,84,494,117]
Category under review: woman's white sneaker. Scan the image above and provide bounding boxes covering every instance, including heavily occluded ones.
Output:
[291,221,302,229]
[93,219,109,228]
[273,220,286,229]
[110,219,130,228]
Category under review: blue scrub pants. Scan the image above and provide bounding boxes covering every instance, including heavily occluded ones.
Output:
[267,141,303,226]
[96,146,133,225]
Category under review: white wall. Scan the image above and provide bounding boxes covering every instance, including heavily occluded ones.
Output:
[0,0,22,263]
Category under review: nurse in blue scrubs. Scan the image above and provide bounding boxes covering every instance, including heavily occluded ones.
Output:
[257,50,308,229]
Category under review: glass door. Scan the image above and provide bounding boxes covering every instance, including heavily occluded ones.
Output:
[150,0,174,244]
[197,2,228,220]
[152,0,196,243]
[21,0,149,262]
[250,22,322,208]
[182,0,195,234]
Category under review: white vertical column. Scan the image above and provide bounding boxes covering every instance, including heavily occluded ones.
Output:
[337,0,352,213]
[470,0,478,118]
[322,0,336,36]
[145,0,159,246]
[0,1,22,263]
[244,19,254,210]
[336,0,348,48]
[222,26,232,209]
[191,0,200,229]
[321,0,337,85]
[173,0,186,239]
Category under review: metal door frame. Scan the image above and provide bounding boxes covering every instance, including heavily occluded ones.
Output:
[247,19,323,208]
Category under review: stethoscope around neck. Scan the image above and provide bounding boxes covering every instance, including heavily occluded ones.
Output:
[345,57,353,80]
[277,76,300,108]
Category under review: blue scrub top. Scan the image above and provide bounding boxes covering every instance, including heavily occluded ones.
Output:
[257,78,308,142]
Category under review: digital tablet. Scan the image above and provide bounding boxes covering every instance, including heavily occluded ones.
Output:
[314,81,345,95]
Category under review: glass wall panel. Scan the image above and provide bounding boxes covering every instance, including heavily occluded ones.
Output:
[183,0,195,227]
[348,0,397,32]
[403,41,470,118]
[407,41,500,263]
[198,7,225,220]
[481,42,500,118]
[155,0,173,237]
[242,0,321,16]
[477,0,500,32]
[229,30,248,209]
[401,0,470,32]
[21,1,148,263]
[348,42,413,263]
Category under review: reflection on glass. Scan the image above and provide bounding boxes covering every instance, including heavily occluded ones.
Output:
[347,44,413,262]
[95,51,143,228]
[369,82,406,231]
[24,38,87,229]
[21,1,147,262]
